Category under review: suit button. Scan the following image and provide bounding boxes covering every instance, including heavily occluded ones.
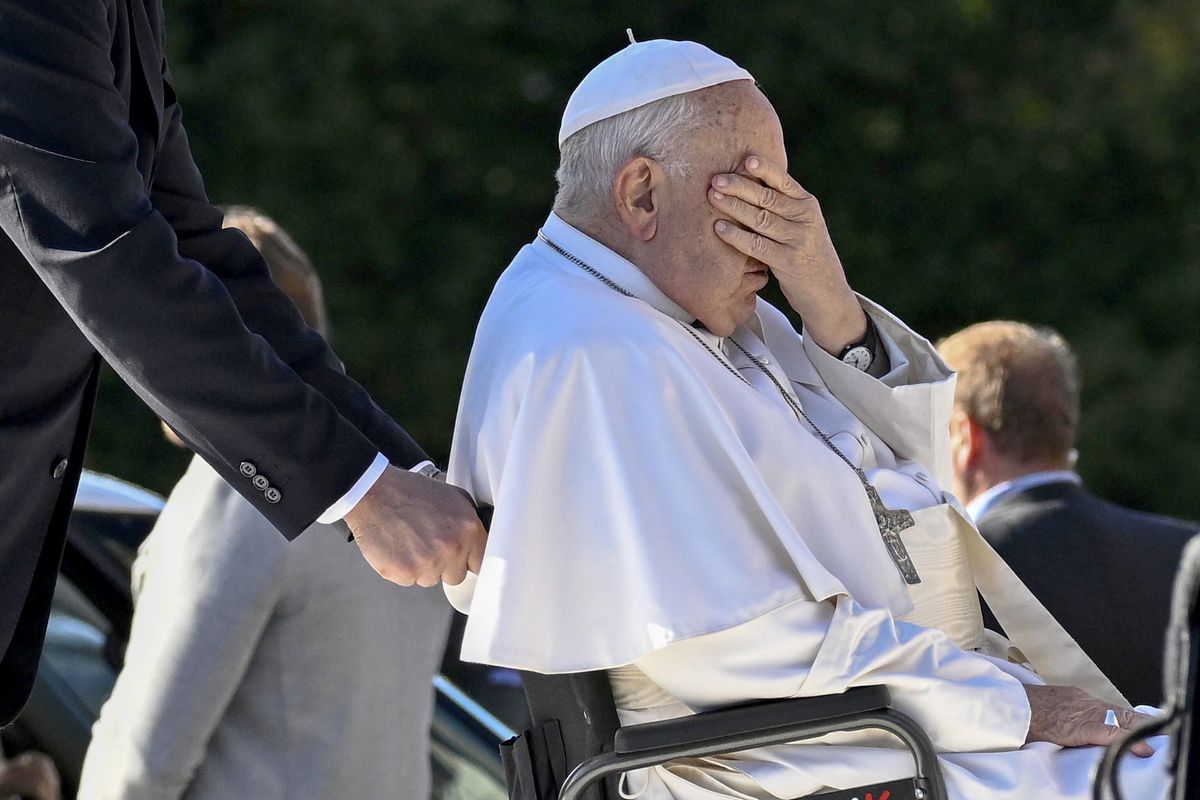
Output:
[240,461,257,477]
[252,474,269,491]
[264,487,281,504]
[51,458,69,479]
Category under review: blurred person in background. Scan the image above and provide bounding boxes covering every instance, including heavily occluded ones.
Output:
[77,208,453,800]
[0,746,59,800]
[939,320,1199,704]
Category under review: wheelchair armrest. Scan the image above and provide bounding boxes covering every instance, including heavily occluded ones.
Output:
[614,684,891,754]
[558,684,947,800]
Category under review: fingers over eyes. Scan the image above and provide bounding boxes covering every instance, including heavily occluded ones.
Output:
[744,155,811,201]
[710,171,814,223]
[714,218,784,263]
[710,186,787,240]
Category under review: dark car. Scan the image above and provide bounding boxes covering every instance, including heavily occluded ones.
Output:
[1,471,518,799]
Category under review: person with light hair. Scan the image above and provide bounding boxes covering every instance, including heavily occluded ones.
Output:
[446,38,1172,799]
[939,320,1198,705]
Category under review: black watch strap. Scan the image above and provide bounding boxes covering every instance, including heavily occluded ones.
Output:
[838,316,879,371]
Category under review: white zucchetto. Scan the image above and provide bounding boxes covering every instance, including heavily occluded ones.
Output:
[558,38,755,147]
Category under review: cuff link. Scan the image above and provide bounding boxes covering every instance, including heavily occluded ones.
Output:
[412,462,445,480]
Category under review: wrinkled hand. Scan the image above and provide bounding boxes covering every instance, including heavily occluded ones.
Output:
[708,155,866,354]
[1023,684,1155,757]
[0,751,61,800]
[345,465,487,587]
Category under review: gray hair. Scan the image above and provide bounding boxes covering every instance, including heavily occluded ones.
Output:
[552,92,705,220]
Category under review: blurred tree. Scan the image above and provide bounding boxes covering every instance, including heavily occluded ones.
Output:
[87,0,1199,521]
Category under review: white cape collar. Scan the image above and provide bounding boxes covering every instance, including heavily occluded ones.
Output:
[536,213,695,324]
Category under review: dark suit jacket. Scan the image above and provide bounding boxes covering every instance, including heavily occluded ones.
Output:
[0,0,427,724]
[978,479,1199,705]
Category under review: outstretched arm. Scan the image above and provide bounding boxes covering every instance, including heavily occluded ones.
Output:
[0,1,486,581]
[0,0,412,535]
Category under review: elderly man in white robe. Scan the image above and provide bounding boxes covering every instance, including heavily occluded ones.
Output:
[446,38,1171,799]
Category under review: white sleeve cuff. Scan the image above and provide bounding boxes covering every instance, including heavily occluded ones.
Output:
[316,451,389,524]
[407,459,439,478]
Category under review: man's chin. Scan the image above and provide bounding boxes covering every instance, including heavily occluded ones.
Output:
[710,306,758,338]
[700,317,737,337]
[739,292,763,321]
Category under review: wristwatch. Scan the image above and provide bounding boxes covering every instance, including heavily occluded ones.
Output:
[838,317,879,372]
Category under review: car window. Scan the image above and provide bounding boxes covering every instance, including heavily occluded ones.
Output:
[67,509,157,575]
[430,698,509,800]
[44,574,118,720]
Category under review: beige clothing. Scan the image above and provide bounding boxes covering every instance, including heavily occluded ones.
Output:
[610,598,1169,800]
[79,457,452,800]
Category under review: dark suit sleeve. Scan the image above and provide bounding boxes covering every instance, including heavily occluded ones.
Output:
[0,0,427,537]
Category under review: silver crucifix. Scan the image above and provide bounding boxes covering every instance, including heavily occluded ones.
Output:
[862,481,921,585]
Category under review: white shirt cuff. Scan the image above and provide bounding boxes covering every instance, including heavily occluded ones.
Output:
[407,459,439,477]
[316,452,390,524]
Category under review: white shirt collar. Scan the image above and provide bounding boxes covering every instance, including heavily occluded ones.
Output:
[535,212,696,325]
[966,470,1083,522]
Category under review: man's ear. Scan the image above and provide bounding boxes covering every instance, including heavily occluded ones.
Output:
[949,408,986,471]
[612,157,662,242]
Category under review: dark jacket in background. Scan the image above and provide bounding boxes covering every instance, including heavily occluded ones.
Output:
[979,480,1199,705]
[0,0,427,724]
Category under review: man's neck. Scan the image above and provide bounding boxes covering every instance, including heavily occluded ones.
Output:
[963,461,1080,522]
[960,456,1072,506]
[556,210,647,275]
[557,211,613,250]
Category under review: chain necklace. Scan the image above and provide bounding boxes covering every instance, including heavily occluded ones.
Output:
[537,230,921,584]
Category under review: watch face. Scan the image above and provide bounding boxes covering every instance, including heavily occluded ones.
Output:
[841,345,873,371]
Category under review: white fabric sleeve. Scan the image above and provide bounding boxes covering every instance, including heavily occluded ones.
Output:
[632,595,1032,754]
[804,296,952,389]
[315,451,388,524]
[803,296,957,486]
[78,469,289,800]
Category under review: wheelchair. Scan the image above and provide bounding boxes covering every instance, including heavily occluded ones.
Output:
[501,668,948,800]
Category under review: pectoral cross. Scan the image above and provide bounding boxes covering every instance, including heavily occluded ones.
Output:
[862,479,921,585]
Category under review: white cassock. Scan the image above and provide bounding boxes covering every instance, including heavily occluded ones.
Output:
[446,212,1171,799]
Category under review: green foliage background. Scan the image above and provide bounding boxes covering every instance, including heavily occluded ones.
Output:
[86,0,1200,520]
